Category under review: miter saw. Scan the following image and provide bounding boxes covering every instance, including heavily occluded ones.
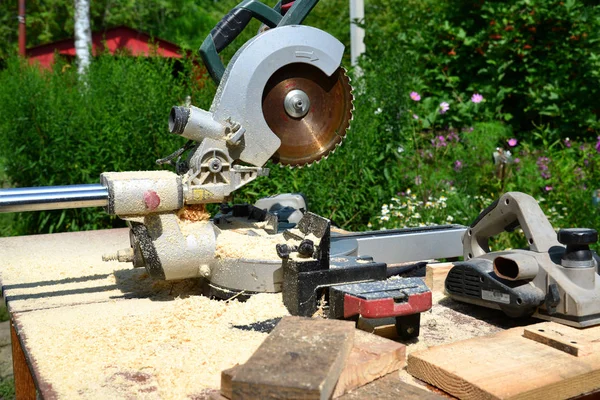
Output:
[0,0,353,288]
[0,0,468,338]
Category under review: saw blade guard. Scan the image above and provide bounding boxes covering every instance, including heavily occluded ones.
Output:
[209,25,345,167]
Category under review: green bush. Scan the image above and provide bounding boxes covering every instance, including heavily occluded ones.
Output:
[0,55,213,235]
[378,0,600,139]
[375,118,600,250]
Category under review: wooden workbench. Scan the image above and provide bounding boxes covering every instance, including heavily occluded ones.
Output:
[1,229,599,399]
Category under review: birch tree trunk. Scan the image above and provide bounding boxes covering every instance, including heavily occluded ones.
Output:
[74,0,92,75]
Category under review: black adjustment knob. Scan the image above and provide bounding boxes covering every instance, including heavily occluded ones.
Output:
[558,228,597,267]
[558,228,598,245]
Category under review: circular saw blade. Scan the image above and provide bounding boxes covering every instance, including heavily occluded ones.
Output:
[262,64,353,167]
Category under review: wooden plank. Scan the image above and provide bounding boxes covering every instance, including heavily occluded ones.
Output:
[424,263,454,293]
[523,322,598,357]
[231,316,355,400]
[11,320,36,400]
[338,373,444,399]
[221,331,404,399]
[407,321,600,400]
[220,365,239,399]
[333,330,405,397]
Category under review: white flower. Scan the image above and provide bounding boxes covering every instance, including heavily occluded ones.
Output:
[374,108,383,115]
[412,213,421,219]
[446,215,454,222]
[397,146,405,154]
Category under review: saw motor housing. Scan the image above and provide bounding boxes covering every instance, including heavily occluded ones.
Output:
[445,192,600,327]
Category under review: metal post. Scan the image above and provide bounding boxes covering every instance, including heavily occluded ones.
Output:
[349,0,365,67]
[18,0,26,57]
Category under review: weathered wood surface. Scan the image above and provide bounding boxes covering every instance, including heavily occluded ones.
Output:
[407,321,600,400]
[231,317,355,400]
[221,330,405,399]
[338,373,444,400]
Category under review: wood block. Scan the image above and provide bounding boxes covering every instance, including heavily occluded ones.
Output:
[222,331,405,399]
[337,373,444,399]
[407,321,600,400]
[332,331,405,397]
[424,263,454,293]
[220,364,240,399]
[231,316,355,400]
[523,322,600,357]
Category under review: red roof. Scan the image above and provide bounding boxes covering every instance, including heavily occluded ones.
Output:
[27,26,185,69]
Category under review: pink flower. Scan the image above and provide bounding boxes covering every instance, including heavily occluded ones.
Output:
[412,114,419,120]
[564,138,571,148]
[545,186,553,192]
[596,136,600,153]
[507,138,518,147]
[471,93,484,103]
[439,102,450,114]
[454,160,463,171]
[410,91,421,101]
[432,135,447,148]
[514,157,521,164]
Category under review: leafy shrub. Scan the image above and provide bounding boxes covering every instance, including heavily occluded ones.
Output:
[375,118,600,250]
[379,0,600,140]
[0,55,213,234]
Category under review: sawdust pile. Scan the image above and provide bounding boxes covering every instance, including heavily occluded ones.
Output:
[215,230,298,260]
[18,293,289,399]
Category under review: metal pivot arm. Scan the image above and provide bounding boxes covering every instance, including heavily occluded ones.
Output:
[200,0,319,84]
[463,192,561,260]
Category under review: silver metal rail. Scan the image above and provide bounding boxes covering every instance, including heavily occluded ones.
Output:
[0,184,109,212]
[332,224,467,264]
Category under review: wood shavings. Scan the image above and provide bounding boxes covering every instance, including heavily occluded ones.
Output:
[176,204,210,222]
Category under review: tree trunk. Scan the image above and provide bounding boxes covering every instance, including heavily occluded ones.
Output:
[74,0,91,75]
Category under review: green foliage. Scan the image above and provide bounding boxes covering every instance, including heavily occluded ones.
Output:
[0,376,15,400]
[376,120,600,250]
[385,0,600,139]
[0,56,213,235]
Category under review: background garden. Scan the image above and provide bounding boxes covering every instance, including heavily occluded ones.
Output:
[0,0,599,251]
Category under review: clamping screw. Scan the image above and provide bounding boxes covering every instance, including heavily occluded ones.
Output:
[298,239,315,257]
[558,228,598,268]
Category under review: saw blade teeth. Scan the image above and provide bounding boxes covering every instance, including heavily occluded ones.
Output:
[267,66,354,168]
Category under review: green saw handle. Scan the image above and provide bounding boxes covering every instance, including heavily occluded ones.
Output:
[200,0,319,84]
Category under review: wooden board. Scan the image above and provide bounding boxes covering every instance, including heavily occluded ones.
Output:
[332,330,405,397]
[231,317,355,400]
[523,322,599,357]
[338,373,444,400]
[221,331,405,399]
[424,263,454,293]
[407,321,600,400]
